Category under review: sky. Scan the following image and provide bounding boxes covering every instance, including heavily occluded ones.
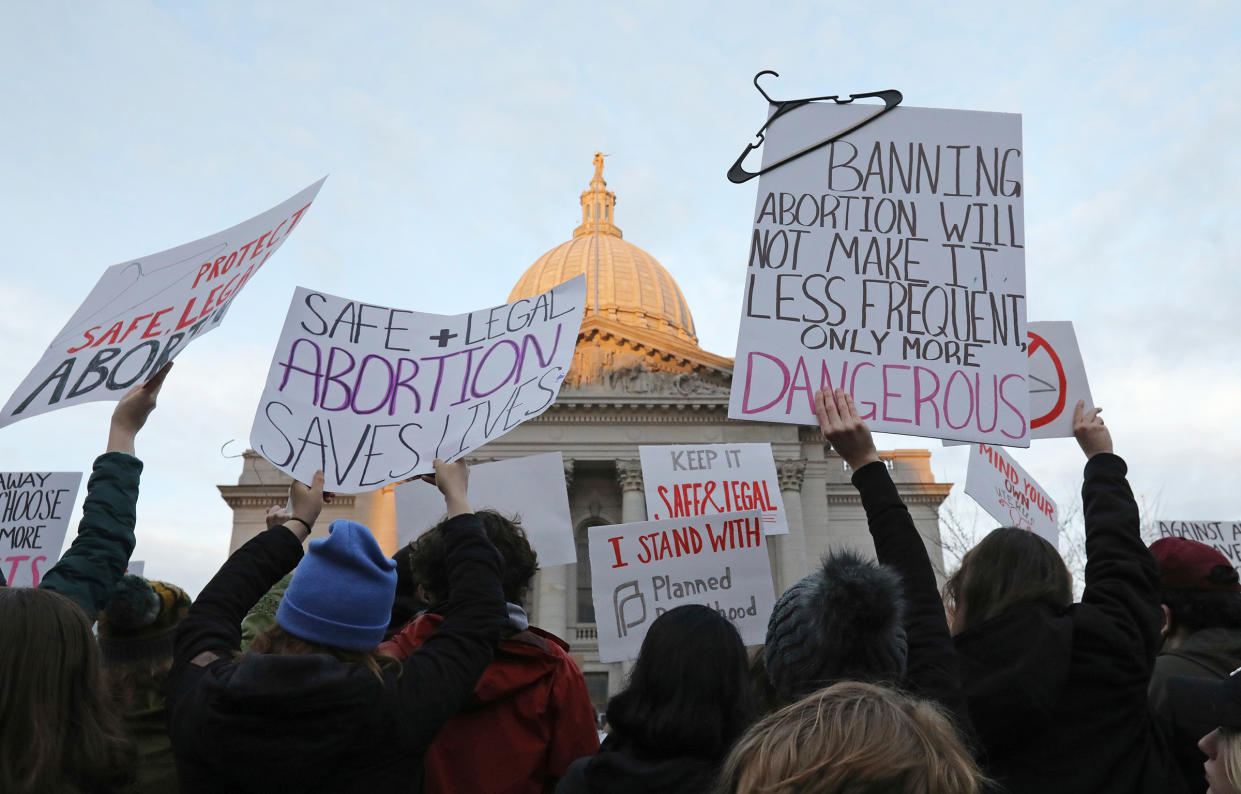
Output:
[1,1,1238,596]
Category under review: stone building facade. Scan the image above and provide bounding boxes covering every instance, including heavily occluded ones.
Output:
[220,154,953,711]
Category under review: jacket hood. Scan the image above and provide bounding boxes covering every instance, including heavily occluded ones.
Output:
[582,736,719,794]
[1163,627,1241,677]
[953,599,1074,755]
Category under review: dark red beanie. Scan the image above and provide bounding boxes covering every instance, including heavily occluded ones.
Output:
[1149,537,1241,592]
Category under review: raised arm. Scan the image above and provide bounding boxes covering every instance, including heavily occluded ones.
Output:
[1075,402,1163,663]
[39,361,171,615]
[392,460,506,749]
[813,387,970,729]
[169,472,323,677]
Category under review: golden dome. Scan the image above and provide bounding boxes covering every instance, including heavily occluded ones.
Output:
[508,153,698,345]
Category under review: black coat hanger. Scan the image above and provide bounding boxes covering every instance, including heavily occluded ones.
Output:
[727,71,903,184]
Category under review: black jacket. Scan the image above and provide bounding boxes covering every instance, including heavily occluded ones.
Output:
[555,734,719,794]
[164,515,505,793]
[852,460,972,732]
[954,453,1187,794]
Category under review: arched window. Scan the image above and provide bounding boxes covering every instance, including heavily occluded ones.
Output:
[575,518,609,623]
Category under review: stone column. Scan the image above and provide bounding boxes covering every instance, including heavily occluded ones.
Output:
[615,459,646,525]
[536,459,574,640]
[775,459,809,593]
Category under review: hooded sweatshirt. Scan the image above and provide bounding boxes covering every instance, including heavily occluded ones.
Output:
[380,608,599,793]
[954,454,1187,794]
[164,515,505,794]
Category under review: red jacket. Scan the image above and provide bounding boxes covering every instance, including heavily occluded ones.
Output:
[380,613,599,794]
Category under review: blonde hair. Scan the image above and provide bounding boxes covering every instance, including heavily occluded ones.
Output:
[1222,728,1241,790]
[715,681,983,794]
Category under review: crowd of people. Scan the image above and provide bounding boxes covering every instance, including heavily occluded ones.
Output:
[2,363,1240,794]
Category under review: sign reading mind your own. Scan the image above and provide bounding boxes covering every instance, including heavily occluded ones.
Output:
[0,179,325,429]
[729,102,1030,446]
[589,510,775,663]
[250,275,586,493]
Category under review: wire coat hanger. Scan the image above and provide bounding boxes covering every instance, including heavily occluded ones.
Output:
[727,71,903,184]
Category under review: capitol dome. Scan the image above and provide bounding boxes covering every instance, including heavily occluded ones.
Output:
[508,153,698,345]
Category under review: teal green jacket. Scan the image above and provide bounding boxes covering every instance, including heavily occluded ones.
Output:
[39,451,143,616]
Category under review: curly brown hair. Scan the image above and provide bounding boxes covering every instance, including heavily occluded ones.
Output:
[405,509,538,604]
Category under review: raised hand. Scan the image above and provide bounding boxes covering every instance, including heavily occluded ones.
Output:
[107,361,173,455]
[422,459,471,518]
[286,470,326,540]
[265,504,293,530]
[1072,400,1112,459]
[814,387,881,470]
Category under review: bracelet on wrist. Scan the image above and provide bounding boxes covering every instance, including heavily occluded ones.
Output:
[286,517,312,532]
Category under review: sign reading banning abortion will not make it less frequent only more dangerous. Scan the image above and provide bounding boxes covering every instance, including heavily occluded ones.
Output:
[1,472,82,588]
[589,510,776,663]
[0,179,326,429]
[249,275,586,493]
[730,102,1029,447]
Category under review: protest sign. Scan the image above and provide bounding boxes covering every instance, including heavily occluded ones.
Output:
[729,102,1029,446]
[589,510,775,662]
[0,179,325,429]
[0,472,82,587]
[638,443,789,535]
[126,560,145,577]
[1155,521,1241,571]
[395,452,576,566]
[945,321,1094,446]
[965,443,1057,544]
[1027,321,1093,439]
[250,275,586,493]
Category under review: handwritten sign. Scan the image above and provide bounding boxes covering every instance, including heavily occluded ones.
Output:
[250,275,586,492]
[638,443,789,535]
[1156,521,1241,571]
[589,510,775,662]
[965,443,1057,545]
[1027,321,1093,439]
[0,472,82,587]
[730,103,1029,446]
[0,180,325,428]
[395,452,576,566]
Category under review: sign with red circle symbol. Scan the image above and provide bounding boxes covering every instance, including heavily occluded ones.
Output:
[1026,321,1093,439]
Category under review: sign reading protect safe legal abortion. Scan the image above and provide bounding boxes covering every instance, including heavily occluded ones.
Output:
[730,103,1029,446]
[250,275,585,492]
[590,511,775,663]
[0,472,82,587]
[0,180,325,429]
[965,443,1058,545]
[639,443,789,535]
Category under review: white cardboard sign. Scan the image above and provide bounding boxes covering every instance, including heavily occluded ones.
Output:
[1027,321,1093,440]
[638,443,789,535]
[250,276,586,492]
[0,472,83,587]
[730,103,1029,446]
[395,452,576,566]
[589,510,775,663]
[1,180,325,428]
[1155,521,1241,572]
[965,443,1058,545]
[125,560,145,578]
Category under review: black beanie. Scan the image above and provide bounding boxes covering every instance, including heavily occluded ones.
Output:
[764,550,908,702]
[97,575,191,667]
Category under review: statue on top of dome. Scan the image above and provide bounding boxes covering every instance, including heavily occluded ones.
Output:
[592,151,608,183]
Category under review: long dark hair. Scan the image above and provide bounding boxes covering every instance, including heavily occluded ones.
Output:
[944,527,1072,635]
[607,604,757,760]
[0,588,135,793]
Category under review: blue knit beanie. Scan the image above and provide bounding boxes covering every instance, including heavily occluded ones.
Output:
[276,520,398,651]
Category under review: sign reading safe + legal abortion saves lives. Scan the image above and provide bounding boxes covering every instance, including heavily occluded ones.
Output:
[589,510,775,663]
[730,102,1029,446]
[250,275,586,492]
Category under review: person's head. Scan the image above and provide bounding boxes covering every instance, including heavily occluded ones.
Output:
[607,604,756,760]
[764,550,907,703]
[1150,538,1241,647]
[715,681,984,794]
[1201,728,1241,794]
[944,527,1072,635]
[97,575,191,709]
[0,588,135,793]
[406,509,538,604]
[265,519,398,676]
